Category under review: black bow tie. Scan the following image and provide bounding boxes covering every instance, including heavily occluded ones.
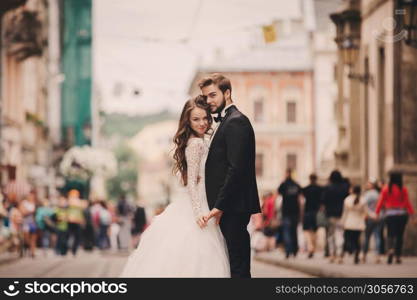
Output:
[213,112,223,123]
[214,105,234,123]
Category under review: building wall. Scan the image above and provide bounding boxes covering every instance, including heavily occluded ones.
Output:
[47,0,63,146]
[313,28,338,178]
[360,0,417,255]
[1,0,49,192]
[395,3,417,255]
[361,0,395,181]
[61,0,92,147]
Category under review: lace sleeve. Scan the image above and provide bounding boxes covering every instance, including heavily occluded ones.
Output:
[185,138,204,221]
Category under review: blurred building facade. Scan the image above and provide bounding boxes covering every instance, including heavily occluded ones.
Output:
[312,0,341,179]
[0,0,50,199]
[189,2,319,195]
[0,0,94,200]
[330,0,417,253]
[60,0,92,148]
[129,120,178,208]
[59,0,94,199]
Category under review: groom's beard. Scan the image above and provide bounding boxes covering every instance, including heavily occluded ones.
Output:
[212,96,226,115]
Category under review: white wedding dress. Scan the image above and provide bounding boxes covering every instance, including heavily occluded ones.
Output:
[119,137,230,277]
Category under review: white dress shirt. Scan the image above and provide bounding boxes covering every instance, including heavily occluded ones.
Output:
[209,103,235,146]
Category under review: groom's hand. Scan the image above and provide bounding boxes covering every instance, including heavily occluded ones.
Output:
[204,208,223,225]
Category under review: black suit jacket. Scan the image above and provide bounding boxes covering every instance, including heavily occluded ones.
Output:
[205,105,261,214]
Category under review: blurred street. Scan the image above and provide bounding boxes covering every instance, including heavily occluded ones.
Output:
[0,250,312,278]
[255,250,417,278]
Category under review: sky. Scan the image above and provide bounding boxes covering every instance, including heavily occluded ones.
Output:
[93,0,305,115]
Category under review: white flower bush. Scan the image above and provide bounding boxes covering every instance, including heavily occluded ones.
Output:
[60,146,118,181]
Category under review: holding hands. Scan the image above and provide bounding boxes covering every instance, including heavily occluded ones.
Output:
[196,216,207,229]
[196,208,224,229]
[204,208,223,225]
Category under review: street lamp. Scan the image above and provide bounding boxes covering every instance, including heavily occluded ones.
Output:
[341,9,361,66]
[330,12,345,49]
[342,36,359,66]
[400,0,417,48]
[330,10,361,66]
[331,8,371,83]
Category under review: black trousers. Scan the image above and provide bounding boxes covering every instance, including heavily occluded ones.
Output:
[219,213,251,278]
[68,223,82,256]
[385,215,408,257]
[282,215,299,256]
[56,230,68,256]
[342,230,361,256]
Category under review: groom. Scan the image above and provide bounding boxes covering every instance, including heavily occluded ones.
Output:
[199,73,261,278]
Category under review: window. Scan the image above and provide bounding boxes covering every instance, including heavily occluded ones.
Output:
[255,153,264,177]
[287,101,296,123]
[286,153,297,171]
[254,97,264,123]
[250,86,267,123]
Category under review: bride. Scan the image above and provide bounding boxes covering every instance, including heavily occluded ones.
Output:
[119,95,230,277]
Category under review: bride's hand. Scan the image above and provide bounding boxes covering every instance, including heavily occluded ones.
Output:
[204,208,223,225]
[197,216,207,229]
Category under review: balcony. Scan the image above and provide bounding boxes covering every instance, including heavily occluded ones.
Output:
[3,9,45,61]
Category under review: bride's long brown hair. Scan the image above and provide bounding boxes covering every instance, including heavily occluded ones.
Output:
[173,95,213,186]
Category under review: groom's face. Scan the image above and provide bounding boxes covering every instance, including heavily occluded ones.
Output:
[201,84,226,114]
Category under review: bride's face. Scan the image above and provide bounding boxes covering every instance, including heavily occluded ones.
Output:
[189,107,209,137]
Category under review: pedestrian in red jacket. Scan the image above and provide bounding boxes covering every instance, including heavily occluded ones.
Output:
[376,172,416,264]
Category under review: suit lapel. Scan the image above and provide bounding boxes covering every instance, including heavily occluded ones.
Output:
[208,105,237,150]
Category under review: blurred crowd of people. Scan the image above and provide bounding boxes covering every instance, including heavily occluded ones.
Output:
[0,186,148,258]
[250,169,416,265]
[1,169,415,266]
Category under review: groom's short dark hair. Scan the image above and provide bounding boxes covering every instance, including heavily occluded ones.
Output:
[198,73,232,95]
